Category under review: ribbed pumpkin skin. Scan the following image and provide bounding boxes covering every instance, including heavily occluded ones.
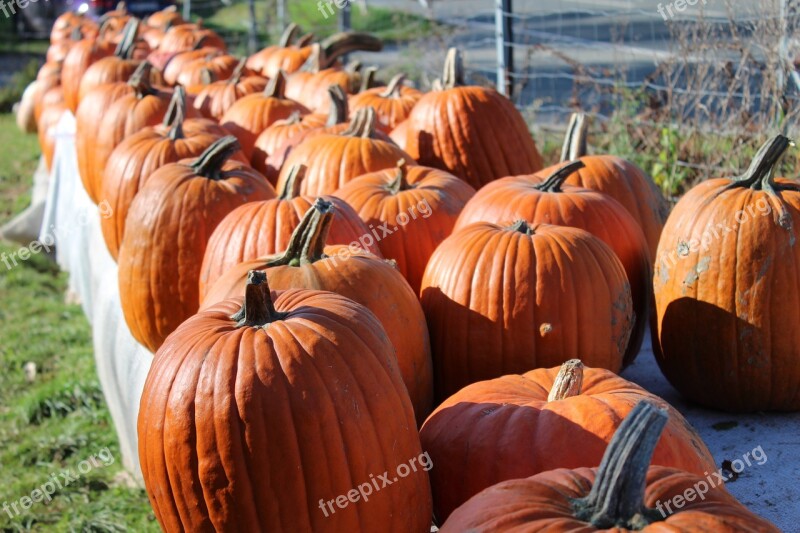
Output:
[251,113,327,178]
[349,83,422,132]
[455,176,651,368]
[654,177,800,412]
[390,118,409,150]
[201,246,434,423]
[194,75,268,120]
[118,157,275,352]
[138,289,432,532]
[100,119,241,260]
[420,365,718,522]
[420,222,633,400]
[276,133,413,196]
[198,195,380,299]
[285,69,351,113]
[441,467,779,532]
[175,54,240,87]
[77,57,141,105]
[404,86,543,189]
[220,92,308,158]
[333,165,476,293]
[61,37,115,113]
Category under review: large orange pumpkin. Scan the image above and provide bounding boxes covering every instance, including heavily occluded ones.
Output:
[173,52,240,88]
[404,48,543,189]
[654,134,800,412]
[249,29,317,78]
[199,164,380,297]
[333,160,476,292]
[193,59,268,120]
[421,220,633,400]
[201,199,434,423]
[455,160,651,368]
[421,359,718,522]
[118,137,275,352]
[61,33,116,113]
[101,88,243,260]
[441,401,779,532]
[139,271,433,532]
[275,107,412,196]
[349,73,422,133]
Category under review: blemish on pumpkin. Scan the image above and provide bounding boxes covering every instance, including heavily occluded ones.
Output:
[539,323,553,336]
[684,270,699,287]
[696,256,711,274]
[677,241,690,257]
[481,406,499,416]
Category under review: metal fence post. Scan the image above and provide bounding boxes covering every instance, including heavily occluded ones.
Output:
[277,0,287,31]
[495,0,514,98]
[182,0,191,21]
[340,2,352,32]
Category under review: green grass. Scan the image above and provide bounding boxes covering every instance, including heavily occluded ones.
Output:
[0,116,157,532]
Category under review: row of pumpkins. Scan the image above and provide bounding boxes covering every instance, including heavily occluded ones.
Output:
[18,4,795,531]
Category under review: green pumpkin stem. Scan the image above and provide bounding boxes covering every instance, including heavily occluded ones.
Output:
[326,85,349,127]
[572,401,668,529]
[380,73,407,98]
[191,136,240,180]
[560,113,589,162]
[547,359,584,401]
[388,159,411,193]
[268,198,334,267]
[342,107,377,138]
[231,270,286,327]
[264,70,287,98]
[728,135,793,192]
[533,160,586,193]
[164,86,186,140]
[128,61,156,97]
[114,19,139,59]
[278,164,307,200]
[278,22,300,48]
[442,48,465,89]
[508,220,534,235]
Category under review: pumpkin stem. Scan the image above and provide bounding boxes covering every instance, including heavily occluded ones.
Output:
[163,86,186,141]
[199,67,216,86]
[269,198,334,267]
[128,62,156,97]
[533,160,586,193]
[114,19,139,59]
[380,73,407,98]
[231,270,286,328]
[508,220,533,235]
[728,135,793,192]
[388,159,411,193]
[560,112,589,162]
[342,107,378,138]
[572,401,668,529]
[264,70,287,98]
[442,48,465,89]
[228,58,248,85]
[326,85,349,127]
[547,359,584,401]
[319,32,383,69]
[70,26,83,41]
[296,33,315,47]
[360,66,379,93]
[278,22,300,48]
[278,164,307,200]
[191,136,240,180]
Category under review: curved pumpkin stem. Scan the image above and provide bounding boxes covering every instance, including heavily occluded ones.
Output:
[388,159,411,193]
[360,66,379,93]
[442,48,465,89]
[278,164,307,200]
[114,19,139,59]
[231,270,286,327]
[264,70,287,98]
[128,61,156,97]
[269,198,334,267]
[326,85,349,127]
[533,160,586,193]
[319,32,383,69]
[228,57,248,85]
[380,73,407,98]
[508,220,534,235]
[572,401,668,529]
[191,136,240,180]
[164,86,186,140]
[342,107,378,139]
[547,359,584,401]
[560,112,589,162]
[296,32,315,47]
[278,22,300,48]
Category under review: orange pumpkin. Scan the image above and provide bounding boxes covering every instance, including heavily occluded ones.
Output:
[246,22,303,74]
[118,136,275,352]
[139,271,433,532]
[349,73,421,133]
[193,59,268,120]
[173,52,240,88]
[145,5,185,31]
[37,88,66,170]
[333,160,475,292]
[404,48,543,189]
[201,199,434,422]
[421,359,718,522]
[421,220,633,400]
[61,33,116,113]
[156,21,226,54]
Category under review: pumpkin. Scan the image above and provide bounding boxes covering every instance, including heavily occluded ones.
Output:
[246,22,303,74]
[554,113,668,262]
[654,134,800,412]
[455,160,651,368]
[161,47,224,86]
[253,84,348,180]
[193,59,268,120]
[139,270,433,531]
[441,401,779,532]
[50,11,96,43]
[156,21,226,54]
[199,164,380,297]
[404,48,543,189]
[16,81,38,133]
[421,359,718,522]
[333,160,476,292]
[349,73,422,133]
[145,5,185,31]
[33,77,62,125]
[118,136,275,352]
[220,71,308,158]
[201,199,434,422]
[420,220,633,400]
[61,33,116,113]
[37,89,66,171]
[97,2,132,36]
[101,87,243,260]
[275,107,412,196]
[173,52,240,88]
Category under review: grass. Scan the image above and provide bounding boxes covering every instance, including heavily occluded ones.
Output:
[0,116,157,532]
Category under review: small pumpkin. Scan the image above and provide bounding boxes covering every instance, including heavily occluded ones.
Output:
[139,270,433,532]
[404,48,543,189]
[193,58,268,120]
[349,73,422,133]
[421,220,633,400]
[246,22,303,74]
[201,199,434,422]
[145,5,185,31]
[333,160,476,292]
[156,21,226,54]
[118,136,275,352]
[37,88,66,170]
[421,359,718,522]
[441,401,779,532]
